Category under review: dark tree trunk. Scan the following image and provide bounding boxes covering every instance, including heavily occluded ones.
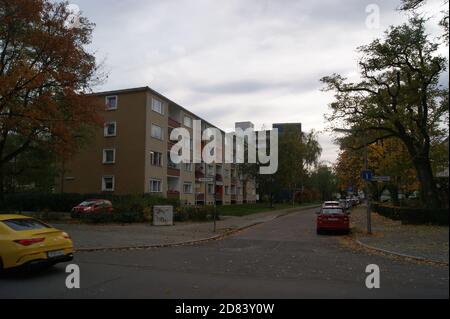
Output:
[413,157,441,208]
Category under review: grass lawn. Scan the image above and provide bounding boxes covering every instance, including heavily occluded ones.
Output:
[218,202,321,217]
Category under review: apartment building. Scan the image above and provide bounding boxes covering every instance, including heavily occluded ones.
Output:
[61,86,257,205]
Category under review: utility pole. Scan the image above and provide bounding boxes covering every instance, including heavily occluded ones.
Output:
[363,134,372,234]
[213,164,217,233]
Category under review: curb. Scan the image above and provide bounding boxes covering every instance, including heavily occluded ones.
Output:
[75,204,320,253]
[354,238,449,267]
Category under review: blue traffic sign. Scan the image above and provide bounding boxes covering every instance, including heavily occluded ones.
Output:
[361,170,373,181]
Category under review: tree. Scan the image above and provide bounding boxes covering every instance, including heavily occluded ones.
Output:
[310,164,338,202]
[274,127,322,204]
[400,0,449,44]
[322,17,448,208]
[0,0,103,194]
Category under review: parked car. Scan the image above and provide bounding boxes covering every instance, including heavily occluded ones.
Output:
[71,199,113,218]
[339,199,350,210]
[316,207,350,235]
[0,215,74,271]
[322,201,341,208]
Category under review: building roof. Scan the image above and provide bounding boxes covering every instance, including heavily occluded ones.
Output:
[91,86,224,133]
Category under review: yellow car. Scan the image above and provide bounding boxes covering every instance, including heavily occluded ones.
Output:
[0,214,74,271]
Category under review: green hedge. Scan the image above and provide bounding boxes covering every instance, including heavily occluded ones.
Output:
[79,210,145,224]
[174,206,218,222]
[372,203,449,225]
[0,193,179,213]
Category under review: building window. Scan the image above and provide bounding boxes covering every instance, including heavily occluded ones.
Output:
[150,179,162,193]
[102,176,115,192]
[206,164,214,176]
[224,169,230,178]
[237,187,241,195]
[184,163,193,172]
[105,96,118,110]
[183,116,192,128]
[103,149,116,164]
[151,124,163,140]
[104,122,117,137]
[150,151,163,167]
[183,182,193,194]
[207,184,214,195]
[152,98,164,115]
[225,186,230,195]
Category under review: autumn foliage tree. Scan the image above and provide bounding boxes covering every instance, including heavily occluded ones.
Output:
[322,17,449,208]
[0,0,103,193]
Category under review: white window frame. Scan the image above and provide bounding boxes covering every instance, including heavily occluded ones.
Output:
[151,124,164,140]
[104,122,117,137]
[150,178,162,193]
[183,182,193,194]
[183,116,192,128]
[103,148,116,164]
[105,95,118,110]
[150,151,163,167]
[184,163,193,172]
[152,98,164,115]
[102,176,115,192]
[207,183,214,195]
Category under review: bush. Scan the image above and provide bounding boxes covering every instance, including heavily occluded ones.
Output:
[0,193,179,214]
[371,202,449,225]
[174,206,217,222]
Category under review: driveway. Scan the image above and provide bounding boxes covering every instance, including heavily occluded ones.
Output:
[1,207,448,299]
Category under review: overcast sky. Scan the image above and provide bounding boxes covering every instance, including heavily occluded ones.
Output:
[68,0,448,164]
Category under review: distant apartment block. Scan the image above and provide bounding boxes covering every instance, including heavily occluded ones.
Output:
[60,86,257,205]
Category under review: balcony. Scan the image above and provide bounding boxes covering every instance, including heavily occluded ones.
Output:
[196,193,205,201]
[167,162,180,177]
[167,190,180,200]
[195,170,205,179]
[168,117,181,128]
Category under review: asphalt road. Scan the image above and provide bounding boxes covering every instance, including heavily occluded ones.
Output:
[1,207,448,299]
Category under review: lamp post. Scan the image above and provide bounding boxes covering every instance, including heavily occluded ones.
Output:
[334,128,372,234]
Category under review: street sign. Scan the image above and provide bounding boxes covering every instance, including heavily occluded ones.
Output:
[361,170,373,181]
[371,176,391,182]
[199,177,214,182]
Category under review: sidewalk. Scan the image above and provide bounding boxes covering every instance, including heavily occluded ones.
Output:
[350,205,449,264]
[53,205,319,251]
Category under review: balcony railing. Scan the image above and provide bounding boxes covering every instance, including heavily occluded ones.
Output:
[168,117,181,128]
[167,164,180,176]
[167,190,180,199]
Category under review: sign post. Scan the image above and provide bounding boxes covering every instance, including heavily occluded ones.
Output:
[199,176,216,232]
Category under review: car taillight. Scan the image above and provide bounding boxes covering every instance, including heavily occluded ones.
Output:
[14,237,46,246]
[62,232,71,239]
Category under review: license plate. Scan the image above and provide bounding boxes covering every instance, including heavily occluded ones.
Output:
[47,250,65,258]
[327,218,339,221]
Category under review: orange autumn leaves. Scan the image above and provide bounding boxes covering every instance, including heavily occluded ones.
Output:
[0,0,103,162]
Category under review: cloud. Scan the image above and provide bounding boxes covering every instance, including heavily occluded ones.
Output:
[70,0,448,163]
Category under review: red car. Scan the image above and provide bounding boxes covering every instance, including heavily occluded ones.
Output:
[71,199,113,218]
[316,207,350,235]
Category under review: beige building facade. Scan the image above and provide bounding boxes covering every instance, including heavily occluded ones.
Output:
[62,86,257,205]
